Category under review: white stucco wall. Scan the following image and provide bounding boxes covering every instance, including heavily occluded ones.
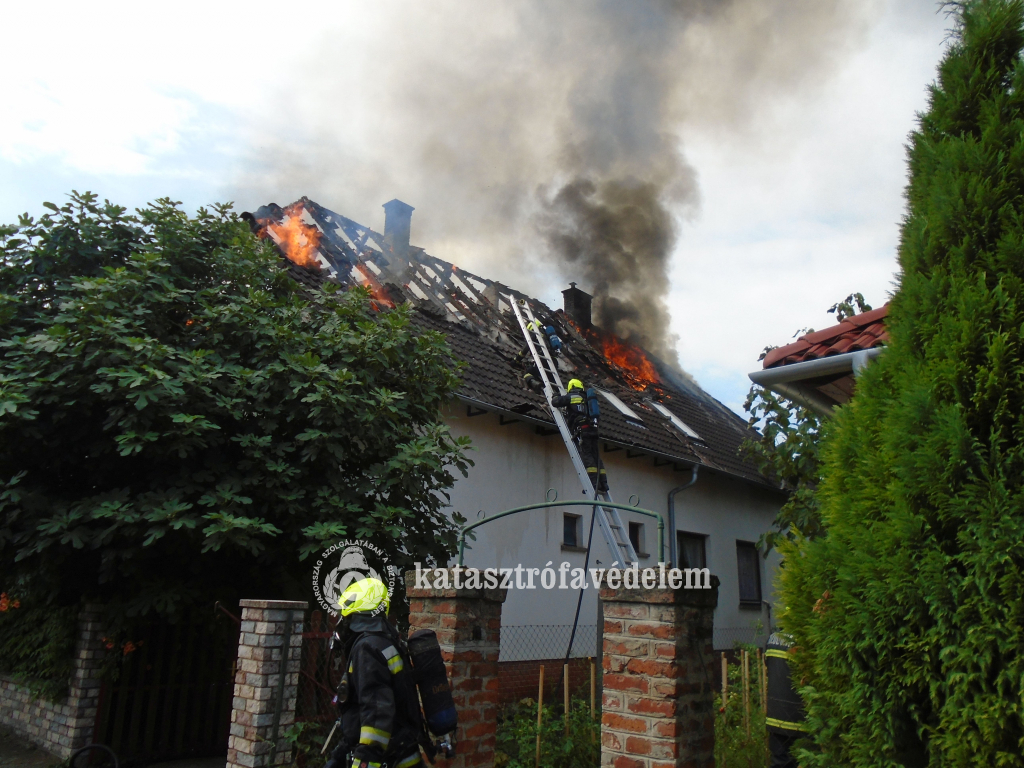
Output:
[441,406,784,655]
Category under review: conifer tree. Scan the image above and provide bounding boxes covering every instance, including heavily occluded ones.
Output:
[779,1,1024,764]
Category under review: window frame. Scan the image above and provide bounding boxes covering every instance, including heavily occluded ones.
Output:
[628,521,649,558]
[677,531,707,569]
[649,401,703,441]
[735,540,763,608]
[596,389,646,428]
[561,513,586,552]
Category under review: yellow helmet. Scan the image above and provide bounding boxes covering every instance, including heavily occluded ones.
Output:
[567,379,584,390]
[338,578,390,617]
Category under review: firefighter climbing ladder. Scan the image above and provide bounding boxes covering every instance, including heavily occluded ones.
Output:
[510,298,639,567]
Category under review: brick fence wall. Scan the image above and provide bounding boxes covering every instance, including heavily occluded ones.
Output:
[0,604,105,760]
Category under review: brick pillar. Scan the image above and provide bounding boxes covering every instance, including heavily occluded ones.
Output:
[599,571,719,768]
[227,599,307,768]
[405,568,507,768]
[65,603,106,753]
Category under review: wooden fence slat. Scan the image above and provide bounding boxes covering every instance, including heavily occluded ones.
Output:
[141,619,170,756]
[107,636,133,754]
[172,620,198,755]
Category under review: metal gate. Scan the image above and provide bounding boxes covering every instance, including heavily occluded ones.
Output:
[297,610,343,723]
[94,616,237,763]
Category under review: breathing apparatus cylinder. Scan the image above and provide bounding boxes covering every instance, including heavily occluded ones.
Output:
[407,629,458,736]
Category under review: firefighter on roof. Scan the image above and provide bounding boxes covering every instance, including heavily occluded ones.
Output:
[552,379,608,492]
[325,579,425,768]
[543,325,563,356]
[512,346,543,393]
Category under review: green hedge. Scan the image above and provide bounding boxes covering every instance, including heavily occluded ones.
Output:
[778,1,1024,764]
[496,696,600,768]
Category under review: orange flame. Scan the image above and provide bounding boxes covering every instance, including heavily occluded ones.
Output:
[261,204,323,270]
[353,264,395,309]
[586,327,660,390]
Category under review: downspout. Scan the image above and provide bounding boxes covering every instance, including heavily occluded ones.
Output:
[667,465,699,568]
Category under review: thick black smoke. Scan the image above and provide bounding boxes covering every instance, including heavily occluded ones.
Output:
[539,178,680,365]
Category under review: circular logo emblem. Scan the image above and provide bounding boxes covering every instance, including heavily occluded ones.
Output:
[312,539,397,617]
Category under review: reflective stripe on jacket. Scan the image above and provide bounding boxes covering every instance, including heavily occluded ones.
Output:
[765,633,806,734]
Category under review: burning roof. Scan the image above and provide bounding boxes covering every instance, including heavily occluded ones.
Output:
[245,197,771,487]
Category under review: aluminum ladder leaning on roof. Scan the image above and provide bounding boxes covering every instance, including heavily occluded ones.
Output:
[509,297,639,567]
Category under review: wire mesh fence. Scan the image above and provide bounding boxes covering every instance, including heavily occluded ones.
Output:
[499,624,599,662]
[500,624,767,658]
[714,626,770,651]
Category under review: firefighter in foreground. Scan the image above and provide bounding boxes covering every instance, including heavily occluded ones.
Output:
[765,631,807,768]
[551,379,608,492]
[325,579,425,768]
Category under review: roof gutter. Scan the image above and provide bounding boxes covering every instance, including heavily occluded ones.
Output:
[747,347,885,418]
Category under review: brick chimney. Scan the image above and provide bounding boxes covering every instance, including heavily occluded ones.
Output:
[562,282,592,328]
[382,199,415,259]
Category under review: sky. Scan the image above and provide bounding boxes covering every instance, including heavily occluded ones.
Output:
[0,1,951,414]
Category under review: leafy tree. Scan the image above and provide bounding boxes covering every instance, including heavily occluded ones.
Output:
[778,2,1024,764]
[0,193,470,654]
[742,293,871,552]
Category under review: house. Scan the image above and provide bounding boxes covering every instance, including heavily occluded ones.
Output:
[247,197,785,662]
[748,305,889,417]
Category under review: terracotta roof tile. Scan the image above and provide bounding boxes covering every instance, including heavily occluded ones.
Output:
[763,304,889,369]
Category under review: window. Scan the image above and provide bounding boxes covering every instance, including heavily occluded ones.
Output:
[677,532,707,569]
[563,514,582,549]
[650,401,702,441]
[597,389,645,427]
[628,522,647,557]
[736,541,762,606]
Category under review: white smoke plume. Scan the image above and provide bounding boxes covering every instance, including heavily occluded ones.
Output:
[232,0,880,370]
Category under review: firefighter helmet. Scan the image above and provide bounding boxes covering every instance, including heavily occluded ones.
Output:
[567,379,584,390]
[338,577,390,616]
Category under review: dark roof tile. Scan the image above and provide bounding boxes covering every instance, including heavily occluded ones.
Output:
[259,199,774,489]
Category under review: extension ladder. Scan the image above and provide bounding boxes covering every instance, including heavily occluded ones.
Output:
[510,298,639,567]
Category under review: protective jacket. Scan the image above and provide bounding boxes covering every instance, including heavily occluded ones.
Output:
[550,389,594,434]
[335,614,424,768]
[765,632,806,735]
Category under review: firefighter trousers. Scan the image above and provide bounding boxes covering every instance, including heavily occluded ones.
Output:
[578,432,607,492]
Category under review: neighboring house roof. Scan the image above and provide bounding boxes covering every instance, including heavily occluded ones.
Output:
[762,304,889,368]
[749,304,889,415]
[248,198,773,489]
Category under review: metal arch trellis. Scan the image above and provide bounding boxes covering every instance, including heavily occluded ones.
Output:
[456,499,665,567]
